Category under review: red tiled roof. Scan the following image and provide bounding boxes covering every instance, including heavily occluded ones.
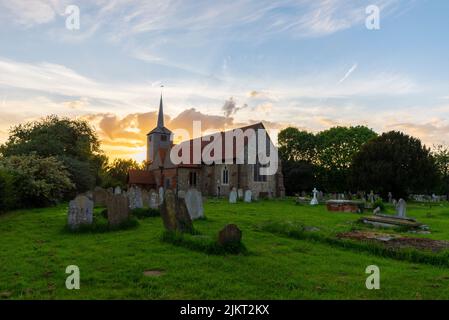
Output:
[127,170,155,185]
[174,122,268,165]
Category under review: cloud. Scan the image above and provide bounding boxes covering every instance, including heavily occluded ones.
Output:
[222,98,248,118]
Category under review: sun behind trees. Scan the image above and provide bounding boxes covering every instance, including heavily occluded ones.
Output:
[0,116,143,212]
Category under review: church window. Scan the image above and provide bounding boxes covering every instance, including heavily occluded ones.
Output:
[222,166,229,185]
[189,171,197,187]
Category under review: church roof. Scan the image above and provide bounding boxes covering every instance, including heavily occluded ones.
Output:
[175,122,270,165]
[127,170,155,185]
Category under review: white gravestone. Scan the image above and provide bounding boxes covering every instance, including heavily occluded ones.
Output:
[128,186,143,209]
[396,198,407,218]
[149,191,159,209]
[229,188,237,204]
[244,190,252,203]
[310,188,319,205]
[185,189,204,220]
[114,186,122,195]
[68,195,93,230]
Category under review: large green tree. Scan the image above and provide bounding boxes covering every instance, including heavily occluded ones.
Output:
[432,144,449,196]
[351,131,439,199]
[101,158,142,188]
[0,116,106,192]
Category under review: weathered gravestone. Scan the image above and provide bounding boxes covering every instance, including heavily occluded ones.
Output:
[160,189,193,233]
[128,186,143,209]
[237,188,244,199]
[107,194,130,227]
[396,199,407,218]
[142,189,150,208]
[93,187,109,207]
[185,188,204,220]
[159,186,165,205]
[218,224,242,246]
[149,190,159,209]
[229,188,237,203]
[178,190,186,199]
[114,186,122,195]
[67,195,94,230]
[244,190,252,203]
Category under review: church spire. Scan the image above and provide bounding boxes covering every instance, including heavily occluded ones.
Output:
[157,93,164,128]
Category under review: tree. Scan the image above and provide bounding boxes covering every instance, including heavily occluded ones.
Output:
[0,116,106,192]
[316,126,377,191]
[432,144,449,196]
[278,127,317,162]
[0,154,75,207]
[101,158,142,188]
[351,131,439,199]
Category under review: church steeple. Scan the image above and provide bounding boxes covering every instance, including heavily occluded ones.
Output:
[157,94,164,128]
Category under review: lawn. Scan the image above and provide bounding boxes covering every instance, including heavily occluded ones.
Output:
[1,198,449,299]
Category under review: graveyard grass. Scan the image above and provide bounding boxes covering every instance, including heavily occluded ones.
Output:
[2,199,449,299]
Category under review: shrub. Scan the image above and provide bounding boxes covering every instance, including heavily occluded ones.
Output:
[0,169,19,212]
[373,199,385,212]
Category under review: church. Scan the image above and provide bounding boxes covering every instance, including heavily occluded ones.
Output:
[128,96,285,199]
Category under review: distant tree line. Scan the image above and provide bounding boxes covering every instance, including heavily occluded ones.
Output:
[279,126,447,199]
[0,116,143,212]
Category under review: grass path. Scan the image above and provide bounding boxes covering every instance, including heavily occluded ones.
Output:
[1,199,449,299]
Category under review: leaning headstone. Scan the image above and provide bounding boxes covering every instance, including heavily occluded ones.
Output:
[93,187,109,207]
[396,199,407,218]
[107,194,130,227]
[184,188,204,220]
[149,190,159,209]
[229,188,237,204]
[67,195,94,230]
[159,186,164,205]
[114,186,122,195]
[218,224,242,246]
[237,189,244,199]
[160,189,193,233]
[128,186,143,209]
[310,188,319,205]
[244,190,252,203]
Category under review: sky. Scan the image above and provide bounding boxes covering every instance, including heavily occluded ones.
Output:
[0,0,448,162]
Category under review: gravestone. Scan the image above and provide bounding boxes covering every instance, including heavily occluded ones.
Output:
[93,187,109,207]
[229,188,237,203]
[237,188,244,199]
[149,190,159,209]
[368,191,375,203]
[218,224,242,246]
[184,188,204,220]
[178,190,186,199]
[114,186,122,195]
[388,192,393,203]
[67,195,93,230]
[392,199,397,207]
[310,188,319,205]
[244,190,252,203]
[159,187,164,205]
[107,194,130,227]
[396,199,407,218]
[128,186,143,209]
[160,189,193,233]
[142,189,150,208]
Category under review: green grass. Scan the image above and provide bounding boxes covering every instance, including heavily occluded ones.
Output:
[1,199,449,299]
